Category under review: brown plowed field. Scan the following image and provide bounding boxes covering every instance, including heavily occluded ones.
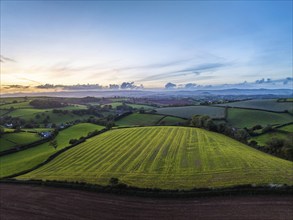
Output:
[0,184,292,220]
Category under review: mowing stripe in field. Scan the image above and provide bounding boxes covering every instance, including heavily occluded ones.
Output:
[17,126,293,189]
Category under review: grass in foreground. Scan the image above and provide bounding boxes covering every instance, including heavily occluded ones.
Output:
[0,123,104,178]
[18,126,293,189]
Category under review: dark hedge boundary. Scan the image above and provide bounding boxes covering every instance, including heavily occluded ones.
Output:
[222,105,293,114]
[114,111,133,121]
[0,128,108,180]
[0,179,292,199]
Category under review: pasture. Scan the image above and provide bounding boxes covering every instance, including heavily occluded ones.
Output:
[158,116,187,125]
[0,123,104,178]
[155,106,225,119]
[250,124,293,146]
[4,108,97,125]
[115,113,164,126]
[18,127,293,189]
[279,124,293,133]
[0,101,32,109]
[250,132,291,146]
[0,110,9,116]
[8,109,47,119]
[0,132,41,152]
[227,108,292,128]
[216,99,293,112]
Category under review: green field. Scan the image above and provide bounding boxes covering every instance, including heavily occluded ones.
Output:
[0,101,32,109]
[0,97,31,105]
[279,124,293,133]
[216,99,293,112]
[20,128,54,132]
[101,102,155,110]
[0,109,9,116]
[5,108,96,125]
[227,108,293,128]
[32,111,94,125]
[0,123,104,178]
[250,132,291,146]
[2,128,15,132]
[155,106,225,119]
[250,124,293,146]
[17,127,293,189]
[0,132,41,152]
[115,113,164,126]
[8,108,47,118]
[158,116,187,125]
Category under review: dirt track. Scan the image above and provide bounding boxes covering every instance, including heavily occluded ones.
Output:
[0,184,292,220]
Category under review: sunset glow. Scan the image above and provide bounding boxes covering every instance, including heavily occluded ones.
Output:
[1,1,292,89]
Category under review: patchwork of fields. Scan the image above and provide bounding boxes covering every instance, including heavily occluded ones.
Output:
[0,123,104,178]
[18,127,293,189]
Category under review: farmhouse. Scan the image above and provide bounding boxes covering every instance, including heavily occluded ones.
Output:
[39,131,52,138]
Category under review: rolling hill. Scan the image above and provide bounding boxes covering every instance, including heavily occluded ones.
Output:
[17,126,293,189]
[0,123,104,178]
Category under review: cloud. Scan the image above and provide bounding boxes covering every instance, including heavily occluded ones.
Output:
[254,77,293,85]
[0,55,16,63]
[140,62,228,82]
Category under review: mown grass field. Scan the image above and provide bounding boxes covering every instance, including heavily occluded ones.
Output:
[18,127,293,189]
[227,108,292,128]
[0,132,41,152]
[216,99,293,112]
[0,123,104,178]
[115,113,164,126]
[155,106,225,119]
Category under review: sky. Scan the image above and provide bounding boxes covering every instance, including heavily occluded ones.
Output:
[0,0,292,89]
